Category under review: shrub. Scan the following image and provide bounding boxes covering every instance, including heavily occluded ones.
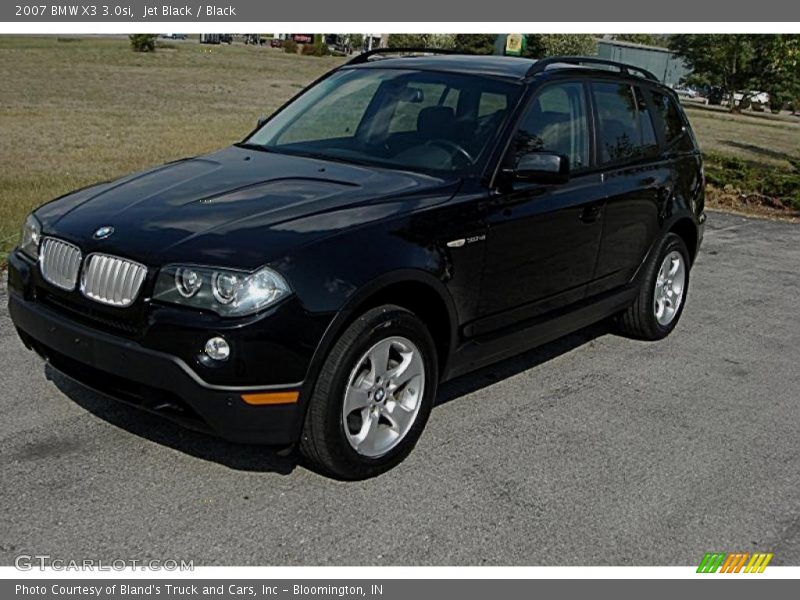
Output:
[704,151,800,210]
[283,39,298,54]
[296,37,331,57]
[129,34,158,53]
[302,40,331,56]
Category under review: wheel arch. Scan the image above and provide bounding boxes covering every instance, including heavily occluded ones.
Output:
[667,216,699,263]
[295,269,458,428]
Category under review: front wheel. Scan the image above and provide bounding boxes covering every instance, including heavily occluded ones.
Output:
[618,233,691,340]
[299,305,438,479]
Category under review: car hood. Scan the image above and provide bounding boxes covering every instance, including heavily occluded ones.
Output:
[36,145,459,270]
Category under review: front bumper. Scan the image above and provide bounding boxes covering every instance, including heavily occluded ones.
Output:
[7,251,317,446]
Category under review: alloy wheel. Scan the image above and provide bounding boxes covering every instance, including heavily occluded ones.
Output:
[653,250,686,326]
[342,336,426,458]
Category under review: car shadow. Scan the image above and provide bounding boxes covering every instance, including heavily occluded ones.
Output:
[436,320,613,406]
[47,320,614,475]
[47,365,299,475]
[721,140,796,163]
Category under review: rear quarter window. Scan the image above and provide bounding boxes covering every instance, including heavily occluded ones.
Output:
[651,90,686,144]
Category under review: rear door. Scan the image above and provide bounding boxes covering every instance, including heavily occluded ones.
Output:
[588,80,671,296]
[649,88,705,235]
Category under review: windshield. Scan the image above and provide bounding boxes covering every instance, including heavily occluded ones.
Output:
[245,68,521,174]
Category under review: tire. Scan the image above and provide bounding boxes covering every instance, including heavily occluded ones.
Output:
[618,233,691,341]
[299,305,438,480]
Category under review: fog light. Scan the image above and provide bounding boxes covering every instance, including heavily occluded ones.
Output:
[204,336,230,361]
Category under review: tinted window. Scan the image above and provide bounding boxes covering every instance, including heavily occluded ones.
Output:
[388,82,449,133]
[593,82,655,163]
[479,92,507,117]
[276,75,381,144]
[651,90,685,143]
[636,87,658,151]
[511,82,590,170]
[248,69,520,174]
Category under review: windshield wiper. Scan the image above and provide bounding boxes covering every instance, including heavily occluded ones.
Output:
[234,142,270,153]
[277,147,383,168]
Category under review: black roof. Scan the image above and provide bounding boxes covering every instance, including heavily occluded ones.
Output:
[344,51,661,84]
[346,54,537,81]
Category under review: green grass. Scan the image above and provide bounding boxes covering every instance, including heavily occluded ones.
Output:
[1,36,799,265]
[684,104,800,169]
[0,35,345,262]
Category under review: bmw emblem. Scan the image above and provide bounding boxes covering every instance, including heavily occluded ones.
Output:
[93,226,115,240]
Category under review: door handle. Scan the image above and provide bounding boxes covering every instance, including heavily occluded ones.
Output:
[580,204,602,223]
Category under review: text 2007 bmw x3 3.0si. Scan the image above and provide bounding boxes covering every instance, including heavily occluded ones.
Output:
[8,51,704,479]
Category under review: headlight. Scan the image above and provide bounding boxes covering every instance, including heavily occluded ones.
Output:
[153,265,291,317]
[20,214,42,260]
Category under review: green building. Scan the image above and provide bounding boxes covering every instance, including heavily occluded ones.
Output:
[596,39,691,86]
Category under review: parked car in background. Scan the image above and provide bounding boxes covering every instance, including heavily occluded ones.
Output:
[199,34,233,45]
[8,52,705,479]
[673,86,698,99]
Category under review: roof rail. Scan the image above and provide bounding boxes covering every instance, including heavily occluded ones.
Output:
[345,47,468,66]
[526,56,659,81]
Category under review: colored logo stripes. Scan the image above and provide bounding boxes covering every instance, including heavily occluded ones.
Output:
[697,552,773,573]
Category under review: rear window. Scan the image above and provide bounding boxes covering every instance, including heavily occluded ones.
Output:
[592,82,657,164]
[651,90,685,143]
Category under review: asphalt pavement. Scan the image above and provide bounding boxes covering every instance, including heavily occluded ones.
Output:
[1,211,799,566]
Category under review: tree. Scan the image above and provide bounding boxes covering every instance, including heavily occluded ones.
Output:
[387,34,455,50]
[751,35,800,113]
[610,34,660,46]
[427,34,456,50]
[387,34,427,48]
[525,35,597,58]
[129,34,157,53]
[669,35,800,112]
[453,34,497,55]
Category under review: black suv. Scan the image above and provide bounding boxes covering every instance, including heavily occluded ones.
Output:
[8,52,704,479]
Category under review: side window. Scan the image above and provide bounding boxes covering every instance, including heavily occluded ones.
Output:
[510,82,589,170]
[593,82,657,163]
[651,90,685,143]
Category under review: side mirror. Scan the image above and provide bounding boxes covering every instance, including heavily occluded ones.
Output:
[256,116,268,128]
[514,152,570,184]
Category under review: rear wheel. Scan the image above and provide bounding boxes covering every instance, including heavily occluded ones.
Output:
[300,305,438,479]
[618,233,690,340]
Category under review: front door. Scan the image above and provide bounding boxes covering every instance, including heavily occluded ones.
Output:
[475,81,605,336]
